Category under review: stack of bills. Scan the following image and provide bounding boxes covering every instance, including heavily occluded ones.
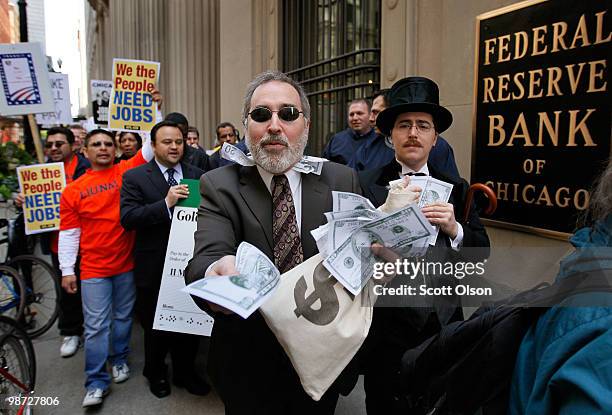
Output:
[313,192,434,295]
[388,176,454,245]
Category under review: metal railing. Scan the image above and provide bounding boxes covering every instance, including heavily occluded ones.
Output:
[282,0,381,156]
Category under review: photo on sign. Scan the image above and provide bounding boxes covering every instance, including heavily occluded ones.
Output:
[0,53,41,106]
[91,80,112,125]
[0,42,54,116]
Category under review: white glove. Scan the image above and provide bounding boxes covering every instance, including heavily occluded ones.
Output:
[378,177,422,213]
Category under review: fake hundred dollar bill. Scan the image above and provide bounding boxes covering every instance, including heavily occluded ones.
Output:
[183,242,280,319]
[387,176,453,245]
[323,204,433,295]
[332,191,377,212]
[221,143,327,175]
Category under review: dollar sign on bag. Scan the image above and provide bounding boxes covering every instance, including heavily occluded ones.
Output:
[293,261,339,325]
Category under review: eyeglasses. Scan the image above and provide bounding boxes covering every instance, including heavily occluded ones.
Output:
[44,141,68,149]
[248,106,303,123]
[396,121,434,133]
[89,141,115,148]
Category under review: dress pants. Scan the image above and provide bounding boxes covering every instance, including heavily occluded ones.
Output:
[135,285,200,380]
[51,253,84,336]
[209,313,340,415]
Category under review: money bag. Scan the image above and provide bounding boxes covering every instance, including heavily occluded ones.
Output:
[260,253,374,401]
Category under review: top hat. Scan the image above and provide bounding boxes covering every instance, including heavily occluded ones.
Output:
[376,77,453,136]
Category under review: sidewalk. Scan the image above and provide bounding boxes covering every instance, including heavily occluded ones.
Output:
[32,324,366,414]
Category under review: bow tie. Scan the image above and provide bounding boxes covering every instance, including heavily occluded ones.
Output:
[405,172,427,176]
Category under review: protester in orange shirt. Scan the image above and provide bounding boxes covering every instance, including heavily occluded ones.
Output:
[14,127,90,358]
[58,128,154,407]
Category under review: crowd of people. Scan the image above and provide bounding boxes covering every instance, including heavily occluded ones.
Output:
[8,70,610,414]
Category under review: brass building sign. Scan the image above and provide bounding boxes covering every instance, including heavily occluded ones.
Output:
[471,0,610,239]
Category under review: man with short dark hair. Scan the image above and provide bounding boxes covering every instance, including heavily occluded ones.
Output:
[322,98,376,165]
[59,128,154,407]
[185,70,361,414]
[186,126,203,149]
[164,112,210,171]
[120,121,209,399]
[69,124,87,154]
[15,126,90,358]
[215,122,238,146]
[208,121,241,169]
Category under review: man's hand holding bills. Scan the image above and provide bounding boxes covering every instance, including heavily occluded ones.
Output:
[183,242,280,319]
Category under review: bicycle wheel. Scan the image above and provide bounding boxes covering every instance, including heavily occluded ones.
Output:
[0,316,35,389]
[0,318,35,414]
[0,266,25,322]
[9,256,60,338]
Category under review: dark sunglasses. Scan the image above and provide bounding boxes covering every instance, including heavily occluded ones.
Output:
[89,141,115,148]
[44,141,68,149]
[248,106,303,123]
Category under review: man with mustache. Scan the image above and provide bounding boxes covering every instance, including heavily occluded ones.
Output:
[185,70,361,414]
[352,89,461,177]
[14,127,90,358]
[358,76,490,414]
[322,98,377,166]
[59,129,155,407]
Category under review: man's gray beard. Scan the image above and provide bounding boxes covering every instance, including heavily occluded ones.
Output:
[245,129,308,174]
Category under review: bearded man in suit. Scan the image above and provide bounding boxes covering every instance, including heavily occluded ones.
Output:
[185,70,361,414]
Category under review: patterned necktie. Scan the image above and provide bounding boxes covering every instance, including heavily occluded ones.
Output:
[167,168,178,186]
[272,174,303,273]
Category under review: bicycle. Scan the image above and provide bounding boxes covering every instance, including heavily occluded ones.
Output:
[0,266,26,323]
[0,208,60,338]
[0,316,36,414]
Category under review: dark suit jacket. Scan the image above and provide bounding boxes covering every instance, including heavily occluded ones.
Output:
[182,144,211,172]
[357,160,490,385]
[359,160,489,250]
[120,159,204,289]
[184,162,361,411]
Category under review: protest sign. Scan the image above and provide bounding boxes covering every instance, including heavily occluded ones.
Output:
[91,79,112,125]
[154,179,213,336]
[109,58,159,132]
[35,73,72,126]
[16,163,65,235]
[0,42,54,116]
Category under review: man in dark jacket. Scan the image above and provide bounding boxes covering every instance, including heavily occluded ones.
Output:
[16,126,90,358]
[352,89,460,177]
[120,121,209,399]
[358,76,490,415]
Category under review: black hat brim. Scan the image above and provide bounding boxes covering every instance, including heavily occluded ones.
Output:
[376,103,453,136]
